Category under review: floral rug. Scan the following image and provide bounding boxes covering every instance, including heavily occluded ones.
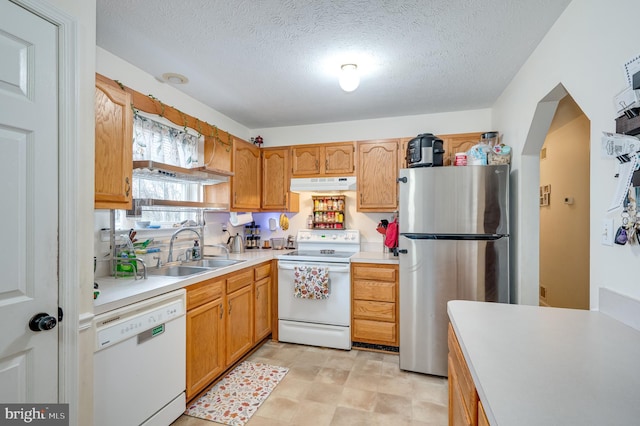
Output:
[185,361,289,425]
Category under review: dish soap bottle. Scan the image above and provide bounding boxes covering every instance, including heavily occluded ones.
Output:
[192,240,200,259]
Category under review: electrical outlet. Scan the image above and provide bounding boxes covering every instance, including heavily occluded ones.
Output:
[602,218,614,246]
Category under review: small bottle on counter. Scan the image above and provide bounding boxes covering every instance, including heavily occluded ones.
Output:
[192,240,200,259]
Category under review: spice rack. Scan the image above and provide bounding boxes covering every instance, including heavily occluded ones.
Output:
[312,195,345,229]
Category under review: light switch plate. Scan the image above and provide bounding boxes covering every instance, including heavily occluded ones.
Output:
[602,218,614,246]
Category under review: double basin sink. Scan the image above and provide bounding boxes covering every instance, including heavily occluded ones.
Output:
[148,258,245,277]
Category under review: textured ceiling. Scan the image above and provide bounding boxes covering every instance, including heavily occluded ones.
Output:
[96,0,572,129]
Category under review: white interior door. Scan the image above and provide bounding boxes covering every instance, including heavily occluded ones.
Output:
[0,1,59,402]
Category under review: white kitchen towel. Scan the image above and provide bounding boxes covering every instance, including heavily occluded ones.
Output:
[293,266,330,299]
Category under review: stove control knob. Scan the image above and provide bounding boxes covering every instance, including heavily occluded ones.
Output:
[332,235,337,240]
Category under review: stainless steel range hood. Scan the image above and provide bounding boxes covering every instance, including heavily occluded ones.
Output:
[290,176,356,192]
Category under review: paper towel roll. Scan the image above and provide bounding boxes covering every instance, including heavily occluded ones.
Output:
[229,212,253,226]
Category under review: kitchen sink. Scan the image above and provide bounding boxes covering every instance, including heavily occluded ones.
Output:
[185,259,245,268]
[148,265,212,277]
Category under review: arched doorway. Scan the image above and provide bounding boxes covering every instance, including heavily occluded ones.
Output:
[518,84,590,309]
[538,95,590,309]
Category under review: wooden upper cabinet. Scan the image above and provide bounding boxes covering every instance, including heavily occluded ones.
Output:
[438,132,483,166]
[231,137,261,211]
[262,147,299,212]
[324,143,355,175]
[291,142,355,177]
[203,128,232,173]
[94,75,133,210]
[357,139,399,212]
[399,137,412,169]
[291,145,321,176]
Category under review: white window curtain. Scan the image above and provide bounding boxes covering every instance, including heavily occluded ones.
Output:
[131,113,204,213]
[132,112,202,169]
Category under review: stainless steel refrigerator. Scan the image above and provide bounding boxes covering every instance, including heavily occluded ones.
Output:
[397,164,510,376]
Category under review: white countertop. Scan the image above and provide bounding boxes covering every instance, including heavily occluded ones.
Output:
[94,249,396,315]
[94,250,285,315]
[350,251,399,264]
[447,300,640,426]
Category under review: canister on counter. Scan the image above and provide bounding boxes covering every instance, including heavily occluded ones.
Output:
[454,152,467,166]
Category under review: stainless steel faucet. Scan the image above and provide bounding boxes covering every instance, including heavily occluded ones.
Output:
[167,228,202,263]
[207,243,230,259]
[133,258,147,280]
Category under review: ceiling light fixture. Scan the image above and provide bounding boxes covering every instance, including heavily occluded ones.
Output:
[161,72,189,84]
[339,64,359,92]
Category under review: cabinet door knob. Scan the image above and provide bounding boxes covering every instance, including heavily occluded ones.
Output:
[220,304,223,319]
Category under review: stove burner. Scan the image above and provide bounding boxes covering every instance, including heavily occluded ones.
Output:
[320,249,335,254]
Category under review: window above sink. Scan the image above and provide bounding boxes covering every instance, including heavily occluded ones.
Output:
[129,111,234,216]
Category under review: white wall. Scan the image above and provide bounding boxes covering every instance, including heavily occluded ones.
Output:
[492,0,639,308]
[254,108,492,146]
[96,47,251,140]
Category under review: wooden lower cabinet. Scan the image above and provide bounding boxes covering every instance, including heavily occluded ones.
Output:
[254,262,272,342]
[449,323,490,426]
[186,278,225,400]
[226,284,254,365]
[185,261,273,401]
[351,263,399,347]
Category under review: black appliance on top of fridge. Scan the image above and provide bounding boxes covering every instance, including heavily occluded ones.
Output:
[397,164,510,376]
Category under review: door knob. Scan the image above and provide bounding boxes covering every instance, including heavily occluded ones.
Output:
[29,313,57,332]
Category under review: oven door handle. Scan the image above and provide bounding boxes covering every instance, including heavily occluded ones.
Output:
[277,261,350,273]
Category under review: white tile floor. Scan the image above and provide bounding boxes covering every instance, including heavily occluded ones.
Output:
[172,341,448,426]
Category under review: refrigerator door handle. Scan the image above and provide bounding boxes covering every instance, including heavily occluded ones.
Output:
[401,233,507,241]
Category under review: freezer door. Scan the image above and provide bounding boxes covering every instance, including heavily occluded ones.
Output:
[399,164,509,235]
[398,235,509,376]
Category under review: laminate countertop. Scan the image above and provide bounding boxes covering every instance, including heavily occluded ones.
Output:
[447,300,640,426]
[350,251,399,264]
[94,250,286,315]
[95,249,396,315]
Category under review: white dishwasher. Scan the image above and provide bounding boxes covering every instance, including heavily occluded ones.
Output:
[94,288,186,426]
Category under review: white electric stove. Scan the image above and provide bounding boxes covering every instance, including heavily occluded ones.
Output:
[276,229,360,350]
